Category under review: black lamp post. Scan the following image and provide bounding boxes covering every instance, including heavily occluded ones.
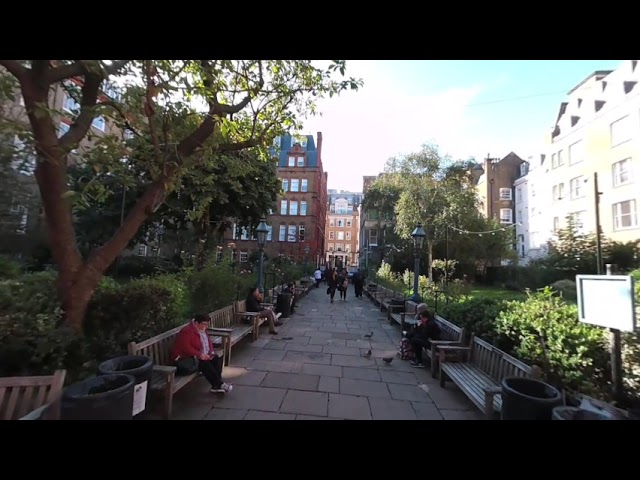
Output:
[304,244,310,275]
[410,223,426,302]
[255,218,269,292]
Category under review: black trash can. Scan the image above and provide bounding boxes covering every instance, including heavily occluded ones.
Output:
[552,406,609,420]
[277,292,292,318]
[61,374,135,420]
[500,376,563,420]
[98,355,153,417]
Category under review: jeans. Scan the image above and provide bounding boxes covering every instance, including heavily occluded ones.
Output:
[199,355,224,388]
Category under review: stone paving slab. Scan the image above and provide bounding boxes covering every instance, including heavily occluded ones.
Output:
[161,287,483,420]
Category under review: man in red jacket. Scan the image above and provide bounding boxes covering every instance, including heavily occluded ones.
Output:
[170,314,233,393]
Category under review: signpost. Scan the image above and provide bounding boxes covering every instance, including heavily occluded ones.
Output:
[576,266,637,401]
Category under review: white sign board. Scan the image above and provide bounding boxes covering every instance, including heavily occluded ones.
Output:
[132,380,148,416]
[576,275,636,332]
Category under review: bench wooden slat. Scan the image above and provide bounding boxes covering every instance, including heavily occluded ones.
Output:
[0,370,66,421]
[438,335,532,418]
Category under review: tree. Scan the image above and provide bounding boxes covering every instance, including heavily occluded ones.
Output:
[374,144,479,280]
[544,214,600,273]
[0,60,362,331]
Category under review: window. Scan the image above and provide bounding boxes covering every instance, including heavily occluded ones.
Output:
[517,210,522,222]
[516,188,522,203]
[280,200,287,215]
[520,163,528,177]
[282,179,289,192]
[329,218,335,227]
[570,176,584,199]
[92,116,106,132]
[239,252,248,263]
[557,150,564,167]
[369,229,378,246]
[299,225,305,241]
[301,179,308,192]
[273,136,281,148]
[279,225,286,241]
[499,188,512,200]
[289,201,298,215]
[300,201,307,216]
[499,208,512,224]
[266,225,272,241]
[337,231,345,240]
[328,243,334,252]
[335,243,343,252]
[611,116,632,147]
[137,245,148,256]
[346,220,352,227]
[552,183,565,201]
[613,200,638,230]
[287,225,297,242]
[58,122,70,137]
[216,251,223,263]
[297,156,305,167]
[551,153,557,169]
[346,232,351,240]
[337,219,344,227]
[569,140,584,165]
[553,217,559,231]
[63,93,79,113]
[123,129,134,140]
[571,211,587,233]
[288,156,295,167]
[291,179,299,192]
[329,232,334,240]
[613,158,632,187]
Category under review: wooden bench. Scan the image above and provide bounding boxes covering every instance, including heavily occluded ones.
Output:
[1,369,66,420]
[128,324,225,419]
[389,299,418,326]
[234,299,282,341]
[425,315,466,378]
[380,290,404,312]
[438,335,533,418]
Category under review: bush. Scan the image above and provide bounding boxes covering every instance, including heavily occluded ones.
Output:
[549,279,577,301]
[437,296,509,348]
[0,272,86,380]
[84,274,190,362]
[0,255,22,279]
[495,287,609,396]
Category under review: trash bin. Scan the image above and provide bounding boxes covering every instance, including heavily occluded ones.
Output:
[98,355,153,417]
[277,292,292,318]
[500,376,562,420]
[552,406,609,420]
[61,374,135,420]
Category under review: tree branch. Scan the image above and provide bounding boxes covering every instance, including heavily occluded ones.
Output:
[45,62,88,84]
[104,60,130,76]
[99,100,143,137]
[59,74,102,148]
[0,60,30,83]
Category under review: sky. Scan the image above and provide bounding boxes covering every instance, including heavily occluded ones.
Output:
[301,60,624,192]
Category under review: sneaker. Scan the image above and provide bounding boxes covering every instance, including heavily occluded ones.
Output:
[221,383,233,393]
[210,387,225,393]
[410,361,425,368]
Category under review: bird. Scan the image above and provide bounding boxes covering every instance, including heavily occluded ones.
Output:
[364,331,374,339]
[382,357,393,365]
[362,349,372,358]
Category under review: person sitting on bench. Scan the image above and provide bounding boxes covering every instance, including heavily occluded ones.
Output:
[246,286,281,335]
[407,309,441,369]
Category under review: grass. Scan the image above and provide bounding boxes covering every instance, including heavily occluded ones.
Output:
[468,285,527,302]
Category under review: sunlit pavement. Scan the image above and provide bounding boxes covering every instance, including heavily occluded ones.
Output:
[157,286,483,420]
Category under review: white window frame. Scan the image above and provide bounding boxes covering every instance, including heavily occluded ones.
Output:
[612,158,632,187]
[137,245,148,256]
[611,115,632,147]
[290,179,299,192]
[337,231,345,240]
[297,156,305,167]
[301,179,308,192]
[288,156,295,167]
[499,208,513,224]
[329,232,335,240]
[570,176,584,199]
[613,200,638,230]
[282,179,289,192]
[279,225,286,241]
[280,200,288,215]
[239,252,249,263]
[92,116,106,132]
[300,201,307,216]
[569,140,583,165]
[289,201,298,216]
[287,225,297,242]
[299,225,305,241]
[499,188,512,200]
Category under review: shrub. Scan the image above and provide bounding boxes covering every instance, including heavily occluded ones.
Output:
[0,255,22,279]
[84,274,190,363]
[549,279,577,301]
[0,272,87,380]
[495,287,609,396]
[438,296,509,348]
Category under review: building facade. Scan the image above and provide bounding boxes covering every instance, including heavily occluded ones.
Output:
[324,190,362,269]
[358,174,385,275]
[222,133,328,268]
[528,61,640,248]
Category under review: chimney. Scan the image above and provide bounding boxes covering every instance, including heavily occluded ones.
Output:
[317,131,323,161]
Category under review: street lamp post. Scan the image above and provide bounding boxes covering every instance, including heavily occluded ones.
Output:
[410,224,426,303]
[304,245,310,275]
[255,218,269,292]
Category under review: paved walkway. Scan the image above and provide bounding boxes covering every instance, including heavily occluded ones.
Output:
[168,287,483,420]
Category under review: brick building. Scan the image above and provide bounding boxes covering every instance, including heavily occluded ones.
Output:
[222,132,328,268]
[473,152,525,224]
[324,190,362,269]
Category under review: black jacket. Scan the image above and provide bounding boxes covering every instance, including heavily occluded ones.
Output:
[246,294,262,312]
[412,320,441,343]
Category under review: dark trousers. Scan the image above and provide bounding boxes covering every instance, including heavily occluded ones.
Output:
[199,355,224,388]
[354,284,363,297]
[409,336,430,364]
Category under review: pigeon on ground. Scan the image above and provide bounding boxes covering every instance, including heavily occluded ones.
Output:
[281,337,293,341]
[382,357,393,365]
[364,331,374,339]
[362,349,372,358]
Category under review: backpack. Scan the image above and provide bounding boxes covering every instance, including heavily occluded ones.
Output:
[398,338,414,361]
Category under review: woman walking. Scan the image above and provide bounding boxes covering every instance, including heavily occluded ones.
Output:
[326,268,337,303]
